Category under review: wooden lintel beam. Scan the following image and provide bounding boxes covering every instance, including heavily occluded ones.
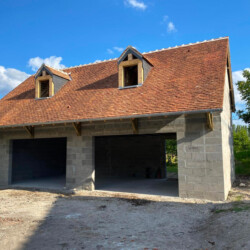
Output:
[73,122,81,136]
[206,113,214,130]
[131,118,138,134]
[24,126,34,137]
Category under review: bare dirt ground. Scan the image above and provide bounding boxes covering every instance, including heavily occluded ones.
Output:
[0,178,250,250]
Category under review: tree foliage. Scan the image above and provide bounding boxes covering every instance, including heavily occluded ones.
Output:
[236,70,250,124]
[165,139,177,164]
[233,125,250,152]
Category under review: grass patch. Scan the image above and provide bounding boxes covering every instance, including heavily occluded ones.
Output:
[234,195,243,202]
[214,204,250,214]
[235,150,250,176]
[167,163,178,173]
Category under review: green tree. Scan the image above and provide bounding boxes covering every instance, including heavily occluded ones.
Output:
[236,70,250,124]
[233,125,250,151]
[165,139,177,164]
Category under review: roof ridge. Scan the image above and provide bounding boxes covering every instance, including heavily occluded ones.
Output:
[65,58,118,70]
[63,37,229,70]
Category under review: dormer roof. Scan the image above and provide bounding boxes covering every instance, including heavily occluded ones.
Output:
[35,64,71,80]
[118,46,143,64]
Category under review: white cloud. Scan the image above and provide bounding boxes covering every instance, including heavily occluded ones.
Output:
[0,66,30,96]
[232,68,250,105]
[107,47,124,54]
[162,16,177,34]
[233,119,248,126]
[167,21,177,33]
[113,47,124,52]
[107,49,114,54]
[124,0,147,10]
[232,68,249,126]
[28,56,65,72]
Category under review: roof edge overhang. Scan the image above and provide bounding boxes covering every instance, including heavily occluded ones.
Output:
[0,108,222,129]
[35,63,70,80]
[226,46,236,112]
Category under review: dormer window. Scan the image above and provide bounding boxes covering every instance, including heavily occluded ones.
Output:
[124,65,138,86]
[40,80,50,98]
[118,46,152,89]
[35,71,54,99]
[34,64,70,99]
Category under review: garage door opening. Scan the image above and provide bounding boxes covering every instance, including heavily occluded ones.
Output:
[11,138,67,189]
[95,134,178,196]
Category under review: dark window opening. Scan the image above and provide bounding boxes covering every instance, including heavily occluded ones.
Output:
[40,80,49,98]
[124,65,138,86]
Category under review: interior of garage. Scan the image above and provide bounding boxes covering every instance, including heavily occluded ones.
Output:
[11,138,67,189]
[95,134,178,196]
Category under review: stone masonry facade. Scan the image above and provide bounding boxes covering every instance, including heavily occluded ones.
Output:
[0,105,234,201]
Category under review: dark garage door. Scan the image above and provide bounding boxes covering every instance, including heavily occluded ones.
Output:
[95,134,167,179]
[12,138,67,183]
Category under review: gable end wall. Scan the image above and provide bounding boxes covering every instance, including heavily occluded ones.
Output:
[221,68,235,197]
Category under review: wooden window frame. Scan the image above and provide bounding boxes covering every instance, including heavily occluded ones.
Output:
[118,59,143,88]
[35,75,54,99]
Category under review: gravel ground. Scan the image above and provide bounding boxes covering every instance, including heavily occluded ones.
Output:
[0,178,249,250]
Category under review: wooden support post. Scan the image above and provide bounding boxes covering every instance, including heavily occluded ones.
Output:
[131,118,138,134]
[128,53,133,61]
[73,122,81,136]
[206,113,214,130]
[24,126,34,138]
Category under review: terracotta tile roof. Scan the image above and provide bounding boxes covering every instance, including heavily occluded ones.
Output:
[45,65,71,80]
[0,37,232,127]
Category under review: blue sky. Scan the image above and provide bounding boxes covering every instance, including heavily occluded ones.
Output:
[0,0,249,124]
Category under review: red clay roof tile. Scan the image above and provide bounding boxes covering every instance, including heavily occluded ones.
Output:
[0,38,231,127]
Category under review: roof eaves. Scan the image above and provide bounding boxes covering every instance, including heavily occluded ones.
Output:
[0,108,223,129]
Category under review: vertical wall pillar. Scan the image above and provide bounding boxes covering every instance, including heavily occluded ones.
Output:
[66,135,95,190]
[0,135,11,187]
[160,137,167,178]
[177,113,226,201]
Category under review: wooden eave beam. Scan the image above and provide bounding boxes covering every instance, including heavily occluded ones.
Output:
[73,122,81,136]
[131,118,138,134]
[24,126,34,137]
[206,113,214,130]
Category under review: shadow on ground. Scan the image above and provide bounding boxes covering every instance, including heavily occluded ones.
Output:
[0,184,249,250]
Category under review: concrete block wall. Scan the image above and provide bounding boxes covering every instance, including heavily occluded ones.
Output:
[0,110,234,201]
[0,127,94,190]
[66,135,95,190]
[221,69,235,196]
[80,114,229,200]
[177,113,226,200]
[0,134,11,186]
